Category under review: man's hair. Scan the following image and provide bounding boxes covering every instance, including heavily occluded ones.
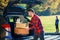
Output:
[27,8,35,13]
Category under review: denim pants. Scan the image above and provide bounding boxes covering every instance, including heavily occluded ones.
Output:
[12,37,23,40]
[12,36,28,40]
[33,31,44,40]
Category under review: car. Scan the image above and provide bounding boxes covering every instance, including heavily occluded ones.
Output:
[3,0,43,39]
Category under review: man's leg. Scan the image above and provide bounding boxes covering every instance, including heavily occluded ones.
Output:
[57,25,59,33]
[39,31,44,40]
[12,37,23,40]
[33,34,38,40]
[18,37,23,40]
[12,38,17,40]
[56,25,59,33]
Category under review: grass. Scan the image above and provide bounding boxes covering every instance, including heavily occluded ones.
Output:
[40,15,60,33]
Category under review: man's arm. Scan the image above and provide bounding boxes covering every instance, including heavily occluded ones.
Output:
[29,18,39,30]
[24,17,30,22]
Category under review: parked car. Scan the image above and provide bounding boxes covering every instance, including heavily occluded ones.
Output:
[3,0,43,39]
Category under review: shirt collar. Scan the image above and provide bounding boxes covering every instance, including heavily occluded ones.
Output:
[31,14,36,19]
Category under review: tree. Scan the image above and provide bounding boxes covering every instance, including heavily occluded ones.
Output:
[0,0,9,9]
[0,0,9,15]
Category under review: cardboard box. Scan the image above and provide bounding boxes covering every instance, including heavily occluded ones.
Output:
[15,22,29,35]
[14,28,29,35]
[16,22,29,28]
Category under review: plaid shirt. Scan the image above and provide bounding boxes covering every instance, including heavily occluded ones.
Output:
[29,14,43,35]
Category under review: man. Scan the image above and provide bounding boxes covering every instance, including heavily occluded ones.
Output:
[55,16,59,33]
[27,9,44,40]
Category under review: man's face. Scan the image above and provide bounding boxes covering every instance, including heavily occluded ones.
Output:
[28,11,32,17]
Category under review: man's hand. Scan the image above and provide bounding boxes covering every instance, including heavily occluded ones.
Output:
[25,28,29,31]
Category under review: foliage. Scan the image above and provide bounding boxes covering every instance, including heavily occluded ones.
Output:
[0,0,9,9]
[31,0,60,15]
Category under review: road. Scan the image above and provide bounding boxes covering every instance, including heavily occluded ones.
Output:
[24,35,60,40]
[5,32,60,40]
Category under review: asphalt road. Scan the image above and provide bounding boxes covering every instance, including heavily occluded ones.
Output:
[24,35,60,40]
[5,32,60,40]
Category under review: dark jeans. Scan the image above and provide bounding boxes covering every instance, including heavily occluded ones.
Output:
[12,37,23,40]
[0,38,5,40]
[56,25,59,32]
[12,35,28,40]
[33,31,44,40]
[56,25,58,29]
